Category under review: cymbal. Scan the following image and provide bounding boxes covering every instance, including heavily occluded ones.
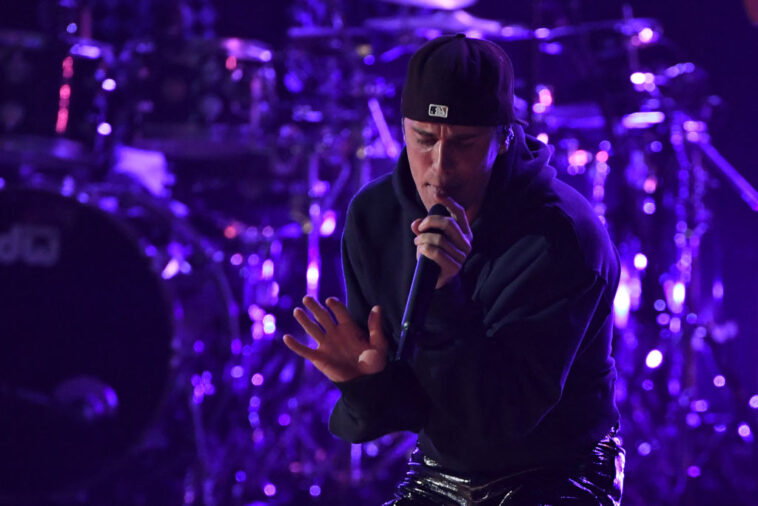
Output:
[287,25,372,41]
[364,14,660,43]
[379,0,477,10]
[365,10,504,38]
[219,37,273,62]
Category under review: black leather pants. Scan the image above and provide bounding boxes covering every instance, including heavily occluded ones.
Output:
[384,432,625,506]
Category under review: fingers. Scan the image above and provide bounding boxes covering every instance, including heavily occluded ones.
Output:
[416,242,460,276]
[414,231,467,265]
[282,334,319,362]
[293,307,326,343]
[302,296,336,331]
[325,297,352,324]
[416,215,472,251]
[367,306,388,355]
[433,194,472,237]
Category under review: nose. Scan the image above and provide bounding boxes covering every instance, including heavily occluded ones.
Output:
[432,140,454,174]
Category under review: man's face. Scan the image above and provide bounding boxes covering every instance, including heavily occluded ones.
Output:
[404,118,501,222]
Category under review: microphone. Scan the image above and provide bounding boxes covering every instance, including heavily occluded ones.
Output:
[395,203,450,362]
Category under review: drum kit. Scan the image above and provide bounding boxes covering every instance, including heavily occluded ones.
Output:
[1,0,755,504]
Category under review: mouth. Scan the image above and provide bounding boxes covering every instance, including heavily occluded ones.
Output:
[426,183,453,198]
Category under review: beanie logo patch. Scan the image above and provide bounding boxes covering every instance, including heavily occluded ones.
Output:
[428,104,449,119]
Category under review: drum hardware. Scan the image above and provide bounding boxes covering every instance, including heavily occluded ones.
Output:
[378,0,478,10]
[0,30,116,170]
[118,36,277,157]
[364,10,505,39]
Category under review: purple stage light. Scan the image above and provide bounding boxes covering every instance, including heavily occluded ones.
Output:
[642,198,656,214]
[686,413,701,428]
[537,87,553,106]
[193,340,205,354]
[749,395,758,409]
[309,485,322,497]
[642,176,658,194]
[97,122,112,136]
[248,305,265,321]
[307,261,320,292]
[365,443,379,457]
[98,196,118,212]
[320,210,337,236]
[71,43,102,59]
[672,282,686,306]
[668,378,681,395]
[251,373,264,386]
[622,111,665,129]
[633,253,648,270]
[692,399,709,412]
[253,428,264,443]
[569,149,590,167]
[645,349,663,369]
[738,423,752,439]
[161,258,180,280]
[261,259,274,279]
[638,27,656,44]
[613,276,631,328]
[252,322,263,340]
[687,466,701,478]
[262,314,276,334]
[540,42,563,55]
[263,483,276,497]
[637,442,652,456]
[712,279,724,300]
[279,363,295,384]
[278,414,291,426]
[713,375,726,388]
[101,78,117,91]
[231,366,244,379]
[669,317,681,333]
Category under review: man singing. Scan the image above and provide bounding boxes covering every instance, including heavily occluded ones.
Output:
[284,34,625,505]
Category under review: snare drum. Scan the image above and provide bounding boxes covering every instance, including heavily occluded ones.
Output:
[0,178,238,501]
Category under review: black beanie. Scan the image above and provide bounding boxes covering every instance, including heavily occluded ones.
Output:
[401,33,516,126]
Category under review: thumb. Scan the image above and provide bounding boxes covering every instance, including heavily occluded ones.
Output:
[368,305,388,355]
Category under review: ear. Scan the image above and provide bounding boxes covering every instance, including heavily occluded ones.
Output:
[498,126,514,154]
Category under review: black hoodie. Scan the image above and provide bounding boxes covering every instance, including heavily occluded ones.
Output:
[330,125,621,476]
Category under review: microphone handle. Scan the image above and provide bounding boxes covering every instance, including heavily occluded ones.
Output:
[395,204,450,361]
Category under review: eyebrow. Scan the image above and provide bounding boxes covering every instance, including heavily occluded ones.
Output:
[410,126,481,141]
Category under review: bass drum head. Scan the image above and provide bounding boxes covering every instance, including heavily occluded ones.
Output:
[0,188,173,499]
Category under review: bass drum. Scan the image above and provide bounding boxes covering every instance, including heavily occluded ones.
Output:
[0,179,239,503]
